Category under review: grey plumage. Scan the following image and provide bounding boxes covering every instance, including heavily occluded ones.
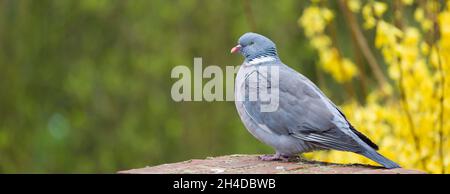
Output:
[232,32,400,169]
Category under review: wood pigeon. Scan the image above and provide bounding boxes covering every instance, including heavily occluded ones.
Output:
[231,32,400,169]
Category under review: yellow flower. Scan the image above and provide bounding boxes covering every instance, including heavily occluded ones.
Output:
[402,0,414,5]
[347,0,361,12]
[420,42,430,55]
[299,6,330,37]
[439,11,450,45]
[362,3,376,29]
[321,8,334,22]
[320,49,358,83]
[373,1,388,17]
[310,35,332,50]
[375,21,403,49]
[414,8,425,22]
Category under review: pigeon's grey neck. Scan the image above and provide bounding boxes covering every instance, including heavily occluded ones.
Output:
[245,47,279,65]
[246,47,277,60]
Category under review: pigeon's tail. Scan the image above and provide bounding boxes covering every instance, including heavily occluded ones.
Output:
[361,149,400,169]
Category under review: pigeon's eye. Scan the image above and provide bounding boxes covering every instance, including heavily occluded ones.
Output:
[249,41,254,45]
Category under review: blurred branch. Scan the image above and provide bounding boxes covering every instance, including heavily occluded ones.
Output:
[242,0,257,31]
[318,0,355,100]
[338,1,368,101]
[327,16,356,100]
[391,0,427,171]
[435,34,446,175]
[397,56,426,170]
[337,0,389,93]
[431,1,446,174]
[349,30,368,101]
[419,0,435,45]
[393,0,404,30]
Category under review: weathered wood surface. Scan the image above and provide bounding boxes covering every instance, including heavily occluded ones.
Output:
[119,154,425,174]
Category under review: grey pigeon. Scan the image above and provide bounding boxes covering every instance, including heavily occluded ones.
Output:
[231,32,400,169]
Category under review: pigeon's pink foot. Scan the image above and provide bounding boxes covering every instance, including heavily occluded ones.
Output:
[259,153,297,162]
[259,154,282,161]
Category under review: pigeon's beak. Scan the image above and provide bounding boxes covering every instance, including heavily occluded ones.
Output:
[230,45,241,54]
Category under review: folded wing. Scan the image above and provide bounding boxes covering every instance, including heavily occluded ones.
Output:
[242,63,373,153]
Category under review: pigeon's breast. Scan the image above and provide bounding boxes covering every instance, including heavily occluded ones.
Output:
[234,63,267,140]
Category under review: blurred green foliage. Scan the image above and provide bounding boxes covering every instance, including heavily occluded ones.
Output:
[0,0,361,173]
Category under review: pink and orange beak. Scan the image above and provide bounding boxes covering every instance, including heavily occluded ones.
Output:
[230,45,242,54]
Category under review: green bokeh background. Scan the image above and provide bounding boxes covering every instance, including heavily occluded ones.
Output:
[0,0,369,173]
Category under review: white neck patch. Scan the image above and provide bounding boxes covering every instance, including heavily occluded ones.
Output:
[247,56,277,66]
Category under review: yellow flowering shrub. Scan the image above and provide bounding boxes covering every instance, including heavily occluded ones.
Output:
[300,0,449,173]
[299,3,358,83]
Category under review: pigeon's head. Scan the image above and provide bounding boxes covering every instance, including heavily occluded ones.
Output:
[231,32,278,61]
